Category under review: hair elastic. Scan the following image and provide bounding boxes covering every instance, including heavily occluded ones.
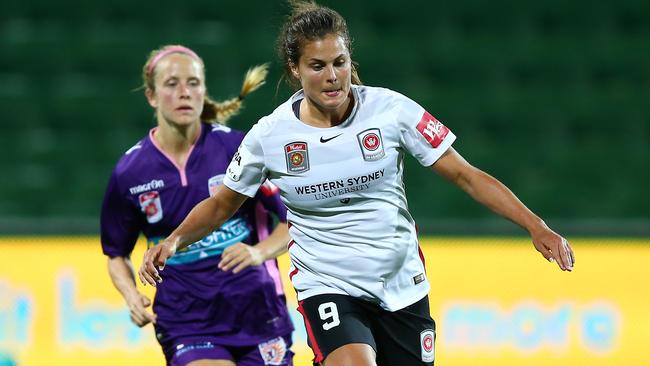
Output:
[147,46,201,75]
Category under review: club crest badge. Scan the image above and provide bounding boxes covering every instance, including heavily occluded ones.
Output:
[257,336,287,365]
[285,142,309,173]
[138,191,163,223]
[420,329,435,363]
[357,128,385,161]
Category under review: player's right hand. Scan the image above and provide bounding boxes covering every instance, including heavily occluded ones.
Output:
[139,240,176,287]
[126,292,157,327]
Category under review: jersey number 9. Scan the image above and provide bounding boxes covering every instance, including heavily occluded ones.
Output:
[318,302,341,330]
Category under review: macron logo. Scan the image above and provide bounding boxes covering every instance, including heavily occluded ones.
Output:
[129,179,165,195]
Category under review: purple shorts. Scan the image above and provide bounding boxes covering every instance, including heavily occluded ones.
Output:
[169,334,293,366]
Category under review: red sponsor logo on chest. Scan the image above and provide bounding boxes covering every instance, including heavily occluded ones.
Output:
[285,143,307,153]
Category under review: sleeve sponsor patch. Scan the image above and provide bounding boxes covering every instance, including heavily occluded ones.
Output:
[226,145,248,182]
[416,111,449,148]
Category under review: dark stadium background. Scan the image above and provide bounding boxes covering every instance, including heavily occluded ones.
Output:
[1,0,648,236]
[1,2,649,366]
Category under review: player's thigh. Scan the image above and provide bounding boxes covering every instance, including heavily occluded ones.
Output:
[372,295,436,366]
[298,294,377,364]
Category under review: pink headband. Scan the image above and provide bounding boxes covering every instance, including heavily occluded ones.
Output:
[147,46,201,75]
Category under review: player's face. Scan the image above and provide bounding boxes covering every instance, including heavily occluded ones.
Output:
[147,54,205,127]
[293,33,352,115]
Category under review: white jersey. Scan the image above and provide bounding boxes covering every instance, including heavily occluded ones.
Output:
[224,85,456,311]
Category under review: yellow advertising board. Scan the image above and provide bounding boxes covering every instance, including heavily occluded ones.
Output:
[0,237,648,366]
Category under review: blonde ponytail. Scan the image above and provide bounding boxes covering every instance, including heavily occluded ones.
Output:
[202,64,269,124]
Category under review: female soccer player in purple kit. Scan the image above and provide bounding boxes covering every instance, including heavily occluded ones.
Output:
[100,45,294,366]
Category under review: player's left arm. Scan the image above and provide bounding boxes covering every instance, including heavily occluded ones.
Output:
[431,147,575,271]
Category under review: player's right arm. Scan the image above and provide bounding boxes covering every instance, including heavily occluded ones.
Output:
[139,185,248,286]
[101,169,156,326]
[107,256,156,327]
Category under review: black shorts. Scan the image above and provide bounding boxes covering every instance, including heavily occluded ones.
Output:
[297,294,436,366]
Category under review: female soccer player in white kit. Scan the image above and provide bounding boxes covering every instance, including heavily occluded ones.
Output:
[139,2,575,366]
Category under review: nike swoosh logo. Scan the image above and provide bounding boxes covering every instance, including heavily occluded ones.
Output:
[320,133,343,143]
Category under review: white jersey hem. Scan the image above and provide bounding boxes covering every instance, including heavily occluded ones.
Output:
[295,283,431,312]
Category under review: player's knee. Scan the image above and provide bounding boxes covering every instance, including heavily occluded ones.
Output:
[323,343,376,366]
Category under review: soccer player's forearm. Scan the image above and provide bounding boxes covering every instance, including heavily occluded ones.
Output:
[256,222,290,261]
[169,185,247,251]
[168,196,227,251]
[464,169,545,233]
[108,256,140,300]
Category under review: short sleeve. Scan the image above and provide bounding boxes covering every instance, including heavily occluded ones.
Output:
[223,123,268,197]
[396,94,457,167]
[100,171,141,258]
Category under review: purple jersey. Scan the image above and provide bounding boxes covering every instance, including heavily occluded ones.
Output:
[100,123,293,348]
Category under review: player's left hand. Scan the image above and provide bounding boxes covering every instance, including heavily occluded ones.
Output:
[218,243,265,273]
[531,227,575,271]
